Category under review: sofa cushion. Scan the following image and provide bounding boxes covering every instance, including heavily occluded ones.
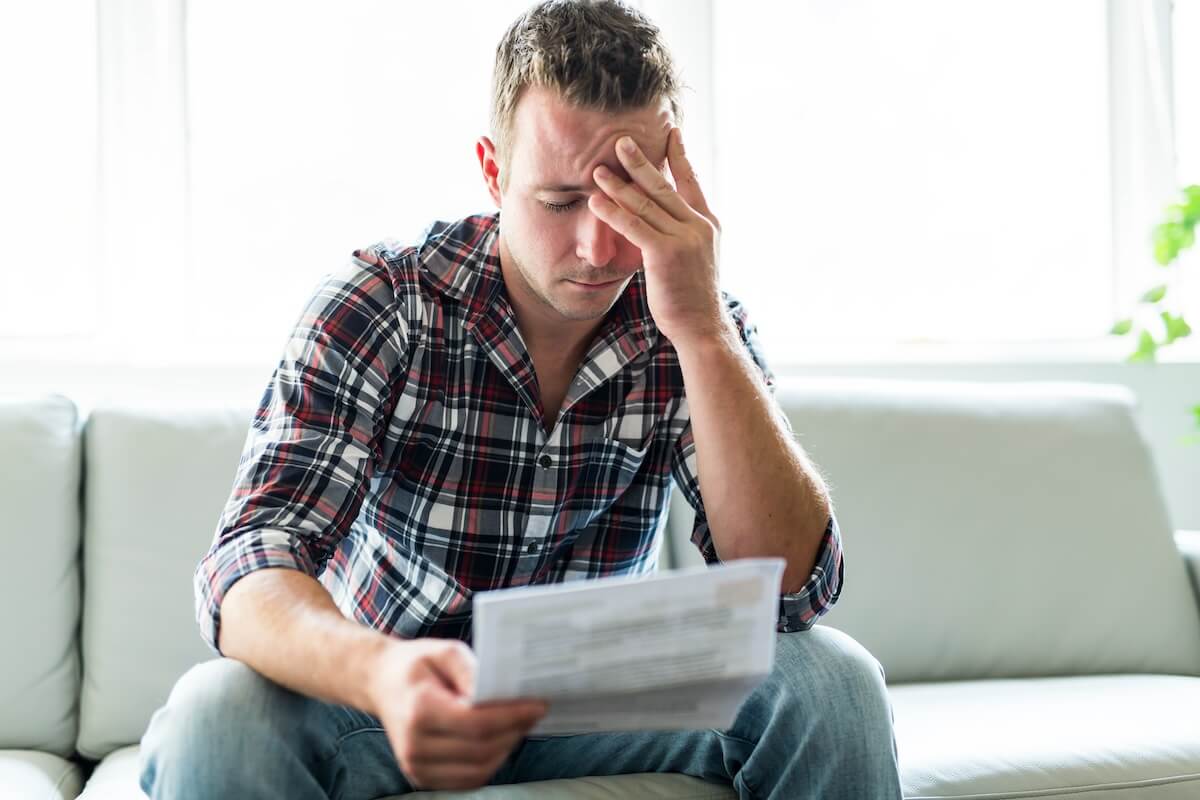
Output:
[891,673,1200,798]
[0,749,84,800]
[740,377,1200,683]
[405,773,736,799]
[79,745,735,800]
[0,396,81,756]
[77,406,255,759]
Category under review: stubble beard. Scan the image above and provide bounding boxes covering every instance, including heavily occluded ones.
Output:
[508,247,617,323]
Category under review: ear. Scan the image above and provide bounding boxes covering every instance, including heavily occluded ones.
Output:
[476,136,503,207]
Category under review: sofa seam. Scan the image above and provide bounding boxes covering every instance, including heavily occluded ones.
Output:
[46,761,76,800]
[906,769,1200,799]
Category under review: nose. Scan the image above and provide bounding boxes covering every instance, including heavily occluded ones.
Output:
[576,207,618,268]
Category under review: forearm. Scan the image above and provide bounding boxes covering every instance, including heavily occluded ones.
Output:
[217,567,393,714]
[674,322,832,593]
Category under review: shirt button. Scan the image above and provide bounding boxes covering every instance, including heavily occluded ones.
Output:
[538,454,553,469]
[527,541,540,553]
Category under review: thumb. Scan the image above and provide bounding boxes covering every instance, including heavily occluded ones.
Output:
[428,641,478,699]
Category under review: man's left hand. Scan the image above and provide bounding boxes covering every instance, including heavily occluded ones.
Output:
[589,128,726,347]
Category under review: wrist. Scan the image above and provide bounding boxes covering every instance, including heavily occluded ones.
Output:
[358,632,404,715]
[667,313,740,359]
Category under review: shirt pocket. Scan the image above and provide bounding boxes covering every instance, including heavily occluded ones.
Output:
[557,433,653,534]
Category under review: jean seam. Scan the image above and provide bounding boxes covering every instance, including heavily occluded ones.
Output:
[312,725,389,767]
[737,770,764,800]
[709,728,761,800]
[709,728,755,747]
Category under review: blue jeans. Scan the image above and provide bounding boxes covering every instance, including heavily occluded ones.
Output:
[139,625,903,799]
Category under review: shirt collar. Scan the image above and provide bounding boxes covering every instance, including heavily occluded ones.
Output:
[415,212,659,355]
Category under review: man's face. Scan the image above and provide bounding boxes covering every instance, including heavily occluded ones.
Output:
[481,86,674,326]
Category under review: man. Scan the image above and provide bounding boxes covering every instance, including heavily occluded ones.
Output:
[139,1,903,798]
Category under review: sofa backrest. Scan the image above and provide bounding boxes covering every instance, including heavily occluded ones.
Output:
[0,396,81,757]
[71,378,1200,757]
[76,405,254,759]
[758,377,1200,683]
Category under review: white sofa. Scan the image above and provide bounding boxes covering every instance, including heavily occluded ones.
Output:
[5,377,1200,799]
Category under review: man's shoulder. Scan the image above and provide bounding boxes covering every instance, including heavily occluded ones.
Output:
[351,212,500,303]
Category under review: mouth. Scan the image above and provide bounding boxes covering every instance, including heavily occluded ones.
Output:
[567,277,626,290]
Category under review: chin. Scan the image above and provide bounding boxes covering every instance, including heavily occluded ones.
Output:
[551,294,620,322]
[554,301,614,322]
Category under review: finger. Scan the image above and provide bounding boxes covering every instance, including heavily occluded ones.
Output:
[422,692,546,738]
[408,726,525,765]
[593,165,676,234]
[614,135,694,221]
[666,127,713,220]
[587,191,664,252]
[410,761,501,792]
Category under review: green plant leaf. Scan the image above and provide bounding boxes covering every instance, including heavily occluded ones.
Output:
[1140,284,1168,303]
[1161,311,1193,344]
[1154,223,1182,265]
[1109,318,1133,336]
[1185,185,1200,219]
[1128,329,1158,363]
[1193,404,1200,429]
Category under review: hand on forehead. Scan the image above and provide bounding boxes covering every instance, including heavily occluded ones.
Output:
[514,86,674,191]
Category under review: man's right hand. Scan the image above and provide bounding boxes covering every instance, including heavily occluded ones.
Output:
[366,637,549,791]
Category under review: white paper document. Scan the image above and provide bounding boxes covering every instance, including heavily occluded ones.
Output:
[470,558,785,735]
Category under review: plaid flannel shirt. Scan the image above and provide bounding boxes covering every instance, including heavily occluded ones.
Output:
[195,212,843,653]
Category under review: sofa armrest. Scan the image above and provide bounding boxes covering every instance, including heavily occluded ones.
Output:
[1176,530,1200,609]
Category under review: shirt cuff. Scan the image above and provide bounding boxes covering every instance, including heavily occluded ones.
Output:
[193,528,320,654]
[777,513,845,632]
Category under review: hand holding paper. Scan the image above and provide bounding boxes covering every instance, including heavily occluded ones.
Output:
[471,558,785,735]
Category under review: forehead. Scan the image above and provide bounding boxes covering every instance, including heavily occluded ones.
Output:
[509,85,675,189]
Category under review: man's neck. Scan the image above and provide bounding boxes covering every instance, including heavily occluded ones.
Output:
[514,306,600,376]
[497,238,605,366]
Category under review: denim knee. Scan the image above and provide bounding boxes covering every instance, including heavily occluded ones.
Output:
[138,658,324,798]
[759,625,894,733]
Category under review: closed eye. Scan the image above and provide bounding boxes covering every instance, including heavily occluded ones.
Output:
[542,199,582,214]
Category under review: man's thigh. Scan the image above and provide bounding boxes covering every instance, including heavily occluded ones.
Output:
[494,627,894,796]
[140,658,412,800]
[499,727,744,788]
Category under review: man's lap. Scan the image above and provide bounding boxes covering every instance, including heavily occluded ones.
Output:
[142,627,888,798]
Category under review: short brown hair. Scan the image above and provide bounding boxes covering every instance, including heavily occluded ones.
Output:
[490,0,683,186]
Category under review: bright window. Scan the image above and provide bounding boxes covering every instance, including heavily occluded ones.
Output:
[0,0,1195,369]
[0,0,97,339]
[712,0,1112,358]
[184,1,532,365]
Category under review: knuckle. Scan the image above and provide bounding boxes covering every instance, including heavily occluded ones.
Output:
[409,682,437,709]
[468,718,495,738]
[435,639,469,661]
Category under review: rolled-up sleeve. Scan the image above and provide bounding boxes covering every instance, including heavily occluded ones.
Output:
[194,246,410,653]
[669,292,844,633]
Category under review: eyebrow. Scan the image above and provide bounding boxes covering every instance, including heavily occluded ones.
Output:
[535,162,663,194]
[537,163,662,193]
[537,183,588,193]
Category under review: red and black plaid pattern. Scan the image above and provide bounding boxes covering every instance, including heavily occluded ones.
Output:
[195,212,843,652]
